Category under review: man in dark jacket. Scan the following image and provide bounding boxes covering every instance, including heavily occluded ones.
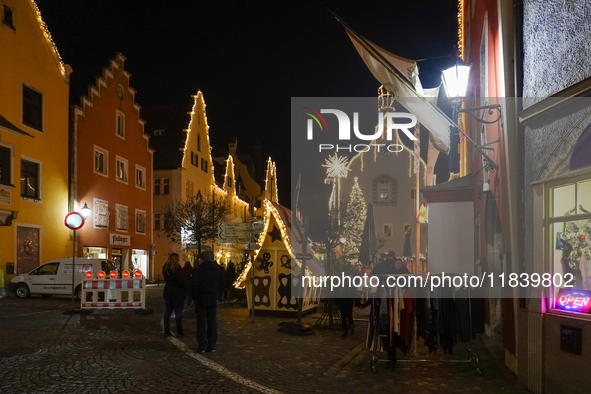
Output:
[190,251,225,353]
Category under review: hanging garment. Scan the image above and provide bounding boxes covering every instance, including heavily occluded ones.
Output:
[440,297,457,354]
[366,286,405,352]
[399,288,413,348]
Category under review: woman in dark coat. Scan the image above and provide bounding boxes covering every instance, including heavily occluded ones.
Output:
[162,253,186,337]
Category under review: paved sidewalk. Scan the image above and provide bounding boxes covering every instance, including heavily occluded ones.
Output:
[0,288,530,393]
[179,301,528,394]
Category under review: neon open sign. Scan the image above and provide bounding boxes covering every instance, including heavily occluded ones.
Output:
[556,289,591,313]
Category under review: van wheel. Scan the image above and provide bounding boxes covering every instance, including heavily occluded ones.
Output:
[41,294,53,298]
[15,284,31,298]
[75,285,82,300]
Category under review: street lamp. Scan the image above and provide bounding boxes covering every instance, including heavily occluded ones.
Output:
[80,202,91,219]
[441,51,501,172]
[441,57,471,102]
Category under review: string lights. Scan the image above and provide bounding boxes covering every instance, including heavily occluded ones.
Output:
[31,1,66,76]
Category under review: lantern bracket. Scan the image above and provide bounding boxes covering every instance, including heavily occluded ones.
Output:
[459,104,502,126]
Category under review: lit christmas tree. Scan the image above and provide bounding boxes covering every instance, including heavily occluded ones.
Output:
[343,177,367,254]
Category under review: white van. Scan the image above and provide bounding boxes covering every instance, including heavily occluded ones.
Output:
[9,258,116,299]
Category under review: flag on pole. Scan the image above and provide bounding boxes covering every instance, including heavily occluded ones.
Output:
[332,11,452,154]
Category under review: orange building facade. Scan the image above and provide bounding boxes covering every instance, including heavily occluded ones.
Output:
[72,53,154,279]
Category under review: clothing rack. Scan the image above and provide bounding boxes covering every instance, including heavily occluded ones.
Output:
[368,273,482,376]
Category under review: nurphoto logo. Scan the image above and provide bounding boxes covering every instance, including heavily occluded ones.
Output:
[303,107,418,152]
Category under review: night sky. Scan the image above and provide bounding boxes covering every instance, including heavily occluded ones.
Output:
[37,0,458,205]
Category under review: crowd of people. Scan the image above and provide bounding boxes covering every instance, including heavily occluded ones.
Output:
[160,251,239,353]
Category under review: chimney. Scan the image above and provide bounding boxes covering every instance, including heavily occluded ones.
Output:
[228,137,237,154]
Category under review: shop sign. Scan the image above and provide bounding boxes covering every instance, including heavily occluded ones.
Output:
[555,288,591,313]
[110,233,130,246]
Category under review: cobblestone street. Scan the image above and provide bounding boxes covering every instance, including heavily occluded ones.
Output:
[0,287,529,393]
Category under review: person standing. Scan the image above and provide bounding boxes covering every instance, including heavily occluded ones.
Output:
[181,261,193,308]
[224,262,236,301]
[190,251,225,353]
[162,253,186,337]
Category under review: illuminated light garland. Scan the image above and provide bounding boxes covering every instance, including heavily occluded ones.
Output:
[346,129,428,185]
[31,0,66,76]
[264,157,279,203]
[458,0,465,59]
[233,199,313,289]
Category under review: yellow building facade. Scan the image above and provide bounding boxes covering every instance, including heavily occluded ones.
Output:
[0,0,71,283]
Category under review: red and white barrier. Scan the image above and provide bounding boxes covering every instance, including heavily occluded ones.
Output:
[81,278,145,309]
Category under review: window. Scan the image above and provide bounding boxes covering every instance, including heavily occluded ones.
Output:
[0,145,11,185]
[373,175,397,206]
[94,199,109,228]
[116,111,125,138]
[197,133,201,151]
[20,159,40,200]
[34,263,59,275]
[116,204,129,231]
[227,177,233,188]
[22,85,42,131]
[163,178,169,195]
[186,180,193,198]
[201,158,208,173]
[115,156,128,183]
[384,224,392,238]
[94,145,108,177]
[2,4,14,30]
[154,213,161,231]
[154,178,160,195]
[136,210,146,234]
[191,151,198,167]
[154,129,165,136]
[135,165,146,189]
[410,188,416,199]
[549,178,591,314]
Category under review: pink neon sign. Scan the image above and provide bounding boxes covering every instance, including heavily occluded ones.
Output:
[556,289,591,313]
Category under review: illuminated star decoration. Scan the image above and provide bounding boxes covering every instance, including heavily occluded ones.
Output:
[267,225,282,244]
[322,153,350,212]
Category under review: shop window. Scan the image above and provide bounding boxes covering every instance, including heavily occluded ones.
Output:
[136,210,146,234]
[384,224,392,238]
[549,178,591,314]
[0,145,12,185]
[116,204,129,231]
[20,159,40,200]
[83,247,107,259]
[22,84,43,132]
[135,165,146,190]
[116,156,128,183]
[116,111,125,138]
[154,213,161,231]
[94,198,109,228]
[94,145,108,177]
[163,178,169,195]
[2,4,14,30]
[154,178,160,195]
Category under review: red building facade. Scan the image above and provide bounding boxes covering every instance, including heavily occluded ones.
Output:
[72,53,154,278]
